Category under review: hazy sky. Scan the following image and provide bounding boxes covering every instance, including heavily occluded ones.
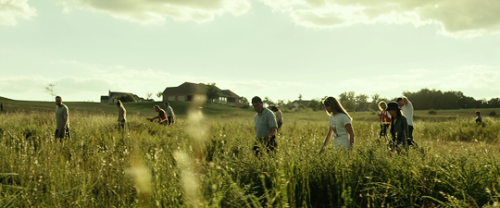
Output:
[1,0,499,102]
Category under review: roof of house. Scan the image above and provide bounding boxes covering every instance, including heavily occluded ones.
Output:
[163,82,207,95]
[100,96,109,100]
[220,90,240,99]
[163,82,241,98]
[292,100,311,105]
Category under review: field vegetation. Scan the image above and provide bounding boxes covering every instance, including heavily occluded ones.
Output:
[0,97,500,207]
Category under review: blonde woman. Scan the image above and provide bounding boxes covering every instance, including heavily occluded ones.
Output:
[319,97,355,153]
[117,100,126,129]
[378,101,391,138]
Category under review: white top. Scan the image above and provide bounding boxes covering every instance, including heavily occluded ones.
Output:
[166,106,174,117]
[401,100,414,126]
[329,113,351,148]
[274,111,283,123]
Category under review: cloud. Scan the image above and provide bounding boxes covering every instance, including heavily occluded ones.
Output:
[0,0,37,26]
[61,0,251,24]
[261,0,500,37]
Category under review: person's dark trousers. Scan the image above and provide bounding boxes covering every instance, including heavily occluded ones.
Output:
[277,122,283,130]
[379,124,389,138]
[55,127,71,142]
[253,135,277,156]
[167,116,174,125]
[408,125,414,139]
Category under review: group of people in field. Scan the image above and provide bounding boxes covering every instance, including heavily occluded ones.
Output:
[52,94,484,155]
[250,96,418,155]
[53,96,176,141]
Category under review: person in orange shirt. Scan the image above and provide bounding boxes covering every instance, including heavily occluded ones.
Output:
[378,101,391,138]
[148,105,167,124]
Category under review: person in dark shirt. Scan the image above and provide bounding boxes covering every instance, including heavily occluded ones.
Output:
[475,111,482,123]
[386,101,408,154]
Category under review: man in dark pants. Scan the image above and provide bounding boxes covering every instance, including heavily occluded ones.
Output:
[252,96,278,156]
[397,96,416,147]
[55,96,70,141]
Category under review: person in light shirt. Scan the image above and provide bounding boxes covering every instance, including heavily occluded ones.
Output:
[397,96,417,147]
[55,96,70,141]
[319,96,355,153]
[164,102,175,125]
[270,106,283,130]
[252,96,278,156]
[117,100,126,129]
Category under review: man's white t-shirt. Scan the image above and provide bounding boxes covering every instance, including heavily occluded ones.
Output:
[401,101,414,126]
[329,113,351,149]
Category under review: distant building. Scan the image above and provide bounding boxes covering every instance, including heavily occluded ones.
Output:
[100,90,145,103]
[162,82,242,107]
[291,100,311,110]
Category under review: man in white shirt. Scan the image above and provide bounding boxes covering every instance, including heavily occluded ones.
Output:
[397,96,415,145]
[164,102,175,125]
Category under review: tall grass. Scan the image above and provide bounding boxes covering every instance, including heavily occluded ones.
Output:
[0,111,499,207]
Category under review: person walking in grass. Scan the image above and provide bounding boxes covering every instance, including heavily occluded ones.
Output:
[252,96,278,156]
[397,96,416,146]
[117,100,126,129]
[475,110,482,123]
[387,101,408,154]
[55,96,70,141]
[319,96,355,153]
[378,101,391,139]
[270,106,283,130]
[164,102,175,125]
[148,105,167,125]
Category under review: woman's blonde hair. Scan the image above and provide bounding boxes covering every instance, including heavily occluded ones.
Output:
[378,101,387,111]
[322,96,352,121]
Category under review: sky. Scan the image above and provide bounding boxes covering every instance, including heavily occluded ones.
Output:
[1,0,499,102]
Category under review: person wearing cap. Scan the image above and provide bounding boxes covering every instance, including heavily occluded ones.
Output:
[386,101,408,153]
[378,101,391,138]
[252,96,278,156]
[148,105,167,124]
[319,96,355,153]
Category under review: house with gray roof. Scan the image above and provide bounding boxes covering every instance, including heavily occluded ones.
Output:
[100,90,144,103]
[162,82,243,107]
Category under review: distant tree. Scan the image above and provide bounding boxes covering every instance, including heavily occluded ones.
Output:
[263,96,275,106]
[308,98,323,111]
[285,100,294,110]
[298,94,303,101]
[156,91,163,99]
[370,94,381,111]
[206,83,220,103]
[489,98,500,108]
[277,100,286,108]
[339,91,357,112]
[355,94,369,111]
[45,83,57,98]
[240,97,250,108]
[119,94,136,102]
[146,92,153,100]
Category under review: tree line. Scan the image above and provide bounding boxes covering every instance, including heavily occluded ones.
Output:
[257,88,500,112]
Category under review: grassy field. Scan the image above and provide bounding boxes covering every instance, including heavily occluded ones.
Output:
[1,97,500,207]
